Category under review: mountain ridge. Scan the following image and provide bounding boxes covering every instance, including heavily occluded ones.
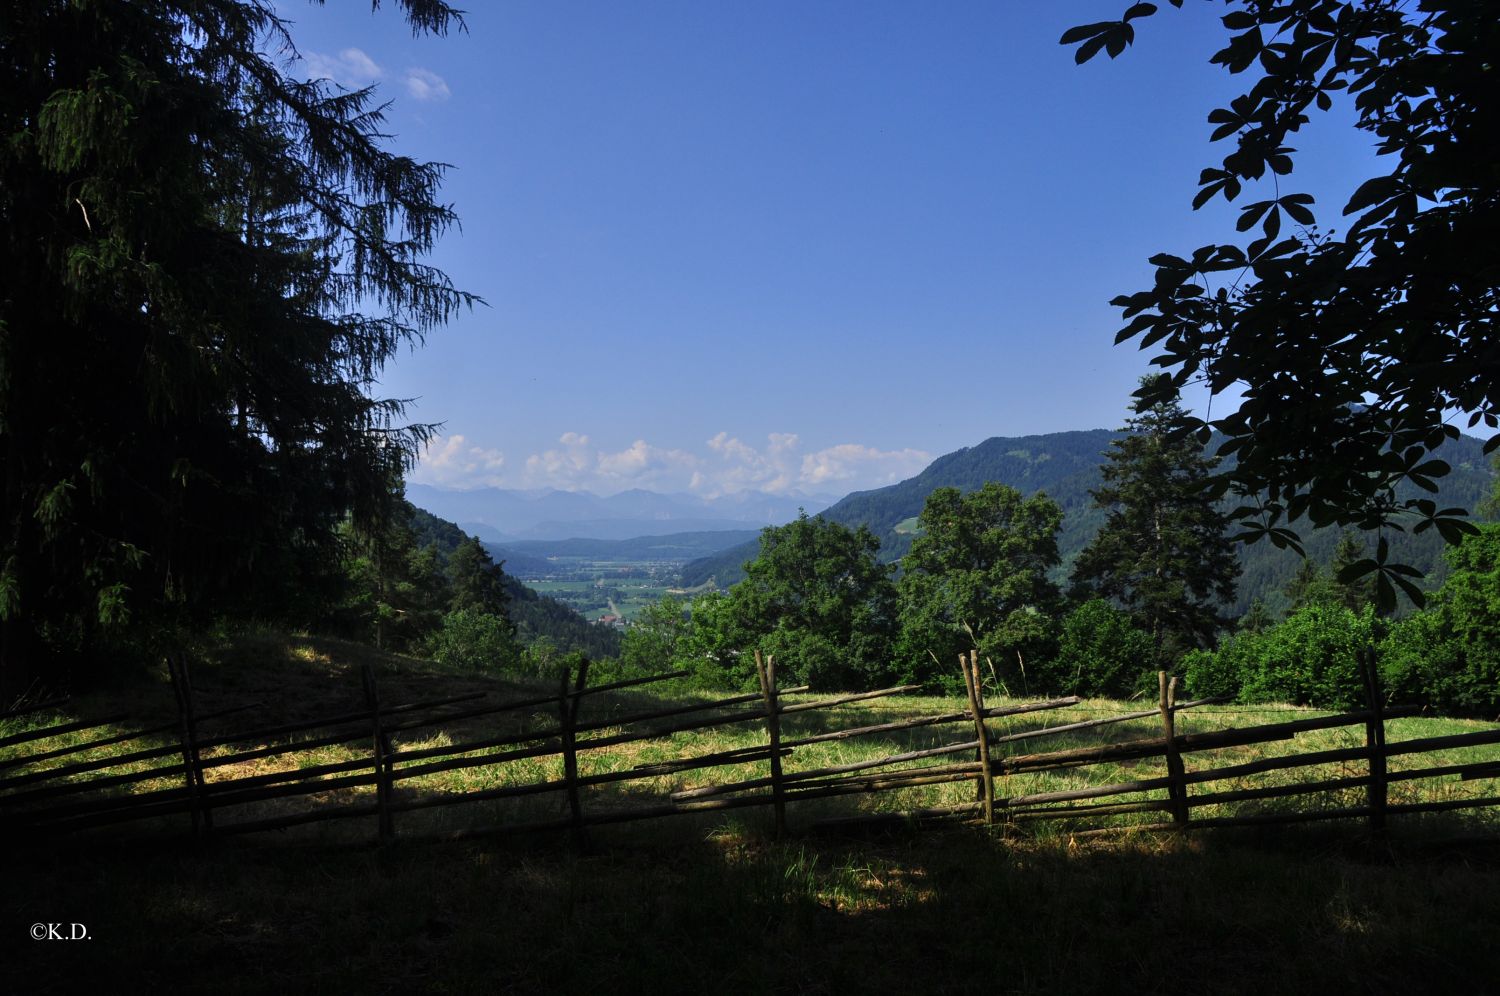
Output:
[405,503,622,658]
[678,428,1498,615]
[405,482,835,541]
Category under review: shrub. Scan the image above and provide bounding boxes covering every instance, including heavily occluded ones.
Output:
[1234,604,1380,709]
[618,596,688,679]
[427,609,522,672]
[676,591,757,691]
[1042,599,1156,698]
[1180,647,1237,700]
[1379,611,1461,709]
[1378,526,1500,716]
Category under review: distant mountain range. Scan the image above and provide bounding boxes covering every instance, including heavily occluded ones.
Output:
[678,429,1499,616]
[407,428,1497,621]
[495,531,763,567]
[405,483,835,542]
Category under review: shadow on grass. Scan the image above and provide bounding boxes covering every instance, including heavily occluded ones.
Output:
[5,821,1500,995]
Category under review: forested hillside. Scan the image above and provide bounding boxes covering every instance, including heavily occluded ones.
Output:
[681,429,1499,615]
[680,431,1117,588]
[408,506,622,658]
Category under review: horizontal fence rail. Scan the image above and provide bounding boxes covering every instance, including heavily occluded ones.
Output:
[1,649,1497,848]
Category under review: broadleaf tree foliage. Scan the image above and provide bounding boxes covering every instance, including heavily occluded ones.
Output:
[0,1,475,693]
[732,512,898,691]
[897,483,1064,692]
[1063,1,1498,612]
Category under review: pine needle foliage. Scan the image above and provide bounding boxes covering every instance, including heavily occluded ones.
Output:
[1072,377,1240,665]
[0,1,475,691]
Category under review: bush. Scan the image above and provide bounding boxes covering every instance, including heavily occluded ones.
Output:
[1042,599,1155,698]
[426,609,522,672]
[1379,611,1463,709]
[618,596,688,679]
[1180,646,1238,700]
[1378,526,1500,716]
[760,629,845,691]
[676,591,757,691]
[1233,604,1380,709]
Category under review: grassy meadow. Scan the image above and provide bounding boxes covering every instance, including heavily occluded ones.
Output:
[4,632,1500,993]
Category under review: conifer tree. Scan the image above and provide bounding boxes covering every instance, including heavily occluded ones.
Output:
[1282,557,1328,615]
[1329,530,1375,613]
[337,513,448,653]
[0,2,473,693]
[1071,377,1240,665]
[447,537,511,619]
[1284,530,1374,615]
[1238,598,1273,635]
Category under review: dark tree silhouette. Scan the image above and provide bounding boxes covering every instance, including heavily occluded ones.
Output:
[1064,1,1498,611]
[0,2,474,694]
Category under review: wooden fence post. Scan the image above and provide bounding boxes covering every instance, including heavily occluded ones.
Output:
[1362,648,1388,833]
[755,650,787,839]
[361,664,395,843]
[1159,672,1189,829]
[558,658,591,847]
[168,653,212,836]
[961,651,996,826]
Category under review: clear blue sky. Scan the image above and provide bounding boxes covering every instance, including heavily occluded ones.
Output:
[268,1,1379,497]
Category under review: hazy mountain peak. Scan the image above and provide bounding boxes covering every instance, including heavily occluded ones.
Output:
[405,482,833,541]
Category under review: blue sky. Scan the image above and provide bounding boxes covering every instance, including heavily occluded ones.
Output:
[269,1,1380,498]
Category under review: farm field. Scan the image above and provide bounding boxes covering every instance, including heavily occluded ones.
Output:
[501,529,763,621]
[512,551,694,622]
[5,632,1500,994]
[520,572,676,623]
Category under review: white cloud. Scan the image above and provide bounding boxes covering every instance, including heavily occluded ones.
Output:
[302,47,383,88]
[800,444,931,488]
[524,432,595,489]
[702,432,797,496]
[767,432,799,455]
[410,434,506,488]
[522,434,698,492]
[413,430,931,496]
[403,67,451,101]
[298,50,449,103]
[596,439,698,487]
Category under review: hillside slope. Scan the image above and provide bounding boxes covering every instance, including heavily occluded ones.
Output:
[407,504,622,658]
[681,429,1498,615]
[680,430,1118,590]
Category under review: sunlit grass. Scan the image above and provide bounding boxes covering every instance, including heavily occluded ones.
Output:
[5,631,1500,993]
[3,631,1498,845]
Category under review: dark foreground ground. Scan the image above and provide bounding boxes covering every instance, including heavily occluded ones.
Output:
[5,819,1500,995]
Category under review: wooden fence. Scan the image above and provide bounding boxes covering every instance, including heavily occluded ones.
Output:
[2,649,1498,845]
